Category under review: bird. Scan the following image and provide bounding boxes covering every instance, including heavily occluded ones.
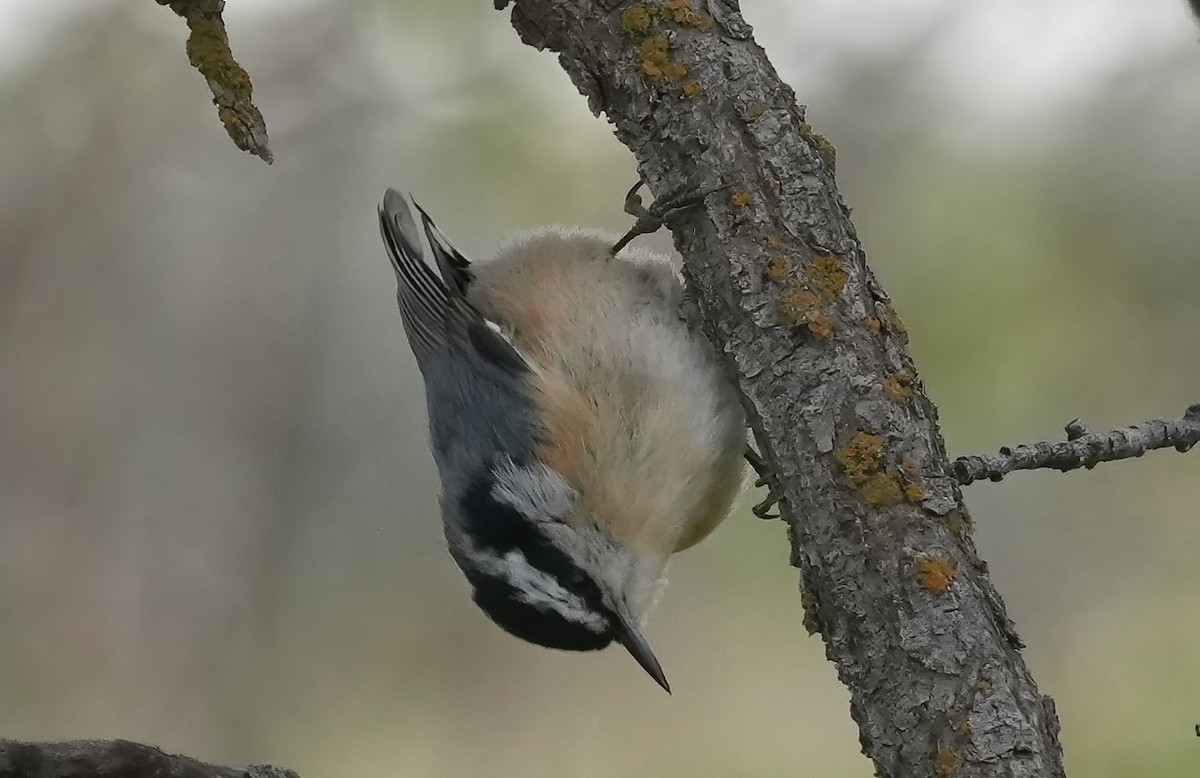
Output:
[378,188,746,692]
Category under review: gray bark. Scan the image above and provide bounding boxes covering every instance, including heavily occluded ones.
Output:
[952,405,1200,485]
[499,1,1065,775]
[0,739,297,778]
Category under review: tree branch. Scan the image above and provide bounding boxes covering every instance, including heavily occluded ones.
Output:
[0,739,297,778]
[951,405,1200,486]
[156,0,273,163]
[498,1,1063,775]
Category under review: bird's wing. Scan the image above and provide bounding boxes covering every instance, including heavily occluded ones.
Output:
[378,188,527,377]
[413,199,473,298]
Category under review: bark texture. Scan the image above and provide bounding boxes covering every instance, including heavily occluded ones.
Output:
[156,0,273,163]
[0,739,297,778]
[953,405,1200,485]
[499,1,1065,775]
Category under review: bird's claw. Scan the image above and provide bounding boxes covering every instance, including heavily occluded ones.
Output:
[611,178,728,254]
[744,445,782,520]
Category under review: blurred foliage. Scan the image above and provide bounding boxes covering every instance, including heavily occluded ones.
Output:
[1,1,1199,776]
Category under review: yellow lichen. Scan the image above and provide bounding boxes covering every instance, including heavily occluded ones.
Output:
[764,257,789,282]
[883,372,913,402]
[813,135,837,171]
[622,4,653,34]
[729,186,752,207]
[747,101,766,119]
[861,472,903,506]
[801,120,837,171]
[834,431,886,485]
[682,79,702,98]
[639,35,688,80]
[933,744,963,777]
[917,555,957,594]
[664,0,715,28]
[810,253,847,299]
[905,482,925,503]
[775,286,821,328]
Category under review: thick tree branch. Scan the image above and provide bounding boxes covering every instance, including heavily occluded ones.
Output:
[156,0,273,163]
[499,1,1064,775]
[0,739,297,778]
[951,405,1200,485]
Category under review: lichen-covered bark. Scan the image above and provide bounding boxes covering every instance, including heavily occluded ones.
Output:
[156,0,273,163]
[499,1,1065,775]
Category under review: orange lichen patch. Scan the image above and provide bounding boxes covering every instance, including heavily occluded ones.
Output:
[682,79,703,98]
[806,309,834,339]
[766,235,783,249]
[834,431,886,485]
[833,431,925,502]
[664,0,715,28]
[622,4,653,34]
[917,555,957,594]
[775,286,821,327]
[883,372,913,401]
[861,472,903,506]
[729,186,752,208]
[764,257,790,282]
[809,253,847,299]
[867,316,882,335]
[933,744,963,777]
[640,35,688,80]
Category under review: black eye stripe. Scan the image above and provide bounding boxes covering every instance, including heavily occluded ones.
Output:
[466,570,612,651]
[459,475,525,552]
[458,471,609,624]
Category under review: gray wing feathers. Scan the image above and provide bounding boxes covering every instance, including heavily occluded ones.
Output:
[414,200,473,298]
[379,189,448,368]
[378,189,529,377]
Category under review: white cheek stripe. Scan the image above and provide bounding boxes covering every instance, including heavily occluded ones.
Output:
[483,550,606,631]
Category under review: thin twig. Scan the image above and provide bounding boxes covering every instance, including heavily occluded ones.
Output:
[156,0,273,163]
[0,738,297,778]
[950,405,1200,486]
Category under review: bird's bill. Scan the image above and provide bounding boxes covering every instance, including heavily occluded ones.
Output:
[615,616,671,694]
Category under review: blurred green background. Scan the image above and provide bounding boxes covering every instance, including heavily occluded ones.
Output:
[1,0,1198,775]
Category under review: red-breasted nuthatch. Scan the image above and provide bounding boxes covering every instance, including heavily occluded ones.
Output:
[378,189,746,692]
